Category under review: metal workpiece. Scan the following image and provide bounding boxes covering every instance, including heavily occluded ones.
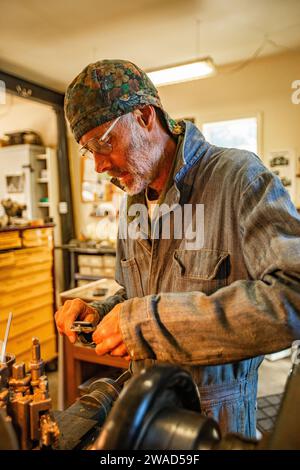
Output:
[0,363,9,390]
[53,369,132,450]
[9,396,32,450]
[12,362,26,380]
[79,370,131,413]
[0,388,9,409]
[0,338,59,450]
[37,376,49,399]
[9,363,31,395]
[0,354,16,410]
[31,337,41,361]
[39,413,60,448]
[30,337,45,386]
[29,396,52,442]
[0,353,15,377]
[70,321,96,347]
[80,378,121,413]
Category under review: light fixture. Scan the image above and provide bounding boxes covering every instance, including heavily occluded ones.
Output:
[146,57,216,87]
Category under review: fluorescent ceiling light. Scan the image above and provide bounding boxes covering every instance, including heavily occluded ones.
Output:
[147,58,216,87]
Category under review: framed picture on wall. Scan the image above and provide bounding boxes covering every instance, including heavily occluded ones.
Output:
[266,149,297,204]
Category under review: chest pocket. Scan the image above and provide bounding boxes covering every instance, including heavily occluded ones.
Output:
[120,257,144,299]
[172,249,230,295]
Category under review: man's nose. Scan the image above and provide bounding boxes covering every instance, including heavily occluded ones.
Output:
[94,153,112,173]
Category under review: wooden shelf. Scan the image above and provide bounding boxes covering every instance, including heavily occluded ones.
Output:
[37,154,48,160]
[57,243,116,255]
[37,178,49,183]
[74,273,104,281]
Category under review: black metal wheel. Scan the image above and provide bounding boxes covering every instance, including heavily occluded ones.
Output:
[93,364,220,450]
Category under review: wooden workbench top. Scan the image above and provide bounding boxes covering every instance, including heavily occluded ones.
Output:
[0,223,55,233]
[59,278,121,303]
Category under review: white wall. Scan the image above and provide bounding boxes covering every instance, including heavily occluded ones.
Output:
[0,93,57,146]
[68,134,96,239]
[159,50,300,168]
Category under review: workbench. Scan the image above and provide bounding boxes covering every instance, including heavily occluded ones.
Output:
[56,241,116,288]
[59,279,128,407]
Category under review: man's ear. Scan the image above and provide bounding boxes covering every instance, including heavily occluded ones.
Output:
[134,105,156,131]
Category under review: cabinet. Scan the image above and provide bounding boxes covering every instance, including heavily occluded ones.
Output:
[0,225,57,365]
[0,144,61,241]
[58,243,116,288]
[35,148,56,221]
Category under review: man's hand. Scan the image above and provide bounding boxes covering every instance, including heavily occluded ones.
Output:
[55,298,100,344]
[92,304,130,360]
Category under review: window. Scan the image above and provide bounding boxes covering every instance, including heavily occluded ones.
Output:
[202,117,258,153]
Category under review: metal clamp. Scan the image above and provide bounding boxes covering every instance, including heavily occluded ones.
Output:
[70,321,96,347]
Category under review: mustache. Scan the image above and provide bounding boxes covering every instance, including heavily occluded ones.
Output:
[108,169,128,177]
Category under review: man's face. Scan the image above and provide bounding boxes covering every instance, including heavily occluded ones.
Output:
[80,113,164,195]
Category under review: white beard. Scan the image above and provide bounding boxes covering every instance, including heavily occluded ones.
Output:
[122,122,164,195]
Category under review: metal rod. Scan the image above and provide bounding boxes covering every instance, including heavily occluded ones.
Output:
[115,369,131,386]
[0,312,13,363]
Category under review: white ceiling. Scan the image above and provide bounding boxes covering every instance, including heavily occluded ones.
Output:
[0,0,299,92]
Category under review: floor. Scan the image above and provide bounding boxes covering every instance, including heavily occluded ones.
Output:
[257,357,291,397]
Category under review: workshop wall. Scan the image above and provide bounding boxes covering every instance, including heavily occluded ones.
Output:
[159,50,300,167]
[68,133,91,239]
[69,50,300,238]
[0,94,57,146]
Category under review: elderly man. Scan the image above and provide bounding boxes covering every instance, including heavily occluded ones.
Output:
[56,59,300,438]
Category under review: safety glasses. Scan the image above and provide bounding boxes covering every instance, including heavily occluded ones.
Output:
[79,115,122,159]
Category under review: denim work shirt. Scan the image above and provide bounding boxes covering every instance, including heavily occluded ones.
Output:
[92,121,300,438]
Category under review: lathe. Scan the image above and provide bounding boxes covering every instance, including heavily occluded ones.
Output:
[0,338,299,450]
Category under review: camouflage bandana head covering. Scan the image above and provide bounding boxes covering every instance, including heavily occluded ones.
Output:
[65,59,183,142]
